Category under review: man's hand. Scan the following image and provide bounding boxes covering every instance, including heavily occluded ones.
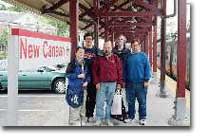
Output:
[144,81,149,88]
[77,73,85,79]
[83,82,88,87]
[96,83,100,91]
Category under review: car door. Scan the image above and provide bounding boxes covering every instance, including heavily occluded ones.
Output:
[18,70,50,89]
[0,71,7,89]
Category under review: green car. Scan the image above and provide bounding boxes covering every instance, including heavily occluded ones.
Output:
[0,66,66,94]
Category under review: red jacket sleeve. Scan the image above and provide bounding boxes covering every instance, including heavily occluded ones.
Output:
[115,55,123,86]
[92,57,100,85]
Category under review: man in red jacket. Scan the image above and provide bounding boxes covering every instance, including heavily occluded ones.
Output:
[92,40,123,126]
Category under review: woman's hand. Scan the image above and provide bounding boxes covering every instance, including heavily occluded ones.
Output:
[77,73,85,79]
[83,82,88,87]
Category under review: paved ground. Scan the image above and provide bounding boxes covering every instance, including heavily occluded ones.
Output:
[0,77,190,127]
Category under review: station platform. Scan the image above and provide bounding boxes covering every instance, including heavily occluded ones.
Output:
[0,74,190,126]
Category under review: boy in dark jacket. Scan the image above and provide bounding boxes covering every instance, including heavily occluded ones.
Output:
[124,39,151,125]
[83,32,99,122]
[112,35,130,122]
[66,47,91,126]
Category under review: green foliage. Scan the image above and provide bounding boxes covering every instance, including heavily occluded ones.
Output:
[56,21,69,37]
[0,51,7,59]
[0,28,9,47]
[0,1,69,38]
[39,16,69,37]
[7,4,24,12]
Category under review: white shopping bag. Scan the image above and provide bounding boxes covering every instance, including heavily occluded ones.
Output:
[111,90,122,115]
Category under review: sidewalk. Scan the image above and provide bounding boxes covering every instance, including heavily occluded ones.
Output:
[86,78,190,126]
[0,77,190,126]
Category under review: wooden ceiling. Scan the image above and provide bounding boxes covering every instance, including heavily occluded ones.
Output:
[4,0,162,38]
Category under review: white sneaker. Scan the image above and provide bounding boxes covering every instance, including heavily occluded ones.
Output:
[139,119,146,125]
[80,120,86,126]
[124,118,135,123]
[94,120,102,126]
[106,120,114,126]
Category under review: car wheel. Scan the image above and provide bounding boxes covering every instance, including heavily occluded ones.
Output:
[53,78,65,94]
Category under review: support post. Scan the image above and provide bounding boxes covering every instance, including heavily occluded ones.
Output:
[151,20,158,84]
[144,36,148,55]
[141,40,145,52]
[67,0,79,125]
[94,21,99,48]
[153,20,158,73]
[168,0,189,126]
[159,0,168,97]
[7,33,18,126]
[70,0,78,60]
[149,29,153,67]
[105,17,109,40]
[94,0,99,48]
[111,31,114,46]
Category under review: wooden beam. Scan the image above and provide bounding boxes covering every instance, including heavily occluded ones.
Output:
[109,22,152,27]
[97,11,156,17]
[42,0,69,13]
[134,0,161,15]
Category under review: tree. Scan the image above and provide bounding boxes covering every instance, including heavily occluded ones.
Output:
[0,4,6,10]
[7,5,24,12]
[39,16,69,37]
[0,28,9,47]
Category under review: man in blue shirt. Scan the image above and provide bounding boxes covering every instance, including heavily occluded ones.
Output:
[124,39,151,125]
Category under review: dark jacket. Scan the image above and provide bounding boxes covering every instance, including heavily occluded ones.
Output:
[83,47,100,81]
[113,47,130,80]
[66,59,91,90]
[124,52,151,84]
[92,54,123,86]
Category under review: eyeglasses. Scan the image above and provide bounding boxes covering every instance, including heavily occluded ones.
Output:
[85,37,93,40]
[133,44,139,46]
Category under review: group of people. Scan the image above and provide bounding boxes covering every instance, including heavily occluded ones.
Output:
[65,33,151,126]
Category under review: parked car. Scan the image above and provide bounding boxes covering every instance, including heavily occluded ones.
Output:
[0,66,66,94]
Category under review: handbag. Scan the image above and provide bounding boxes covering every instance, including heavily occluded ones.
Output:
[65,88,84,108]
[111,89,122,115]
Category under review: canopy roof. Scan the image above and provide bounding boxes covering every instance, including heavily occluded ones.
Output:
[5,0,162,39]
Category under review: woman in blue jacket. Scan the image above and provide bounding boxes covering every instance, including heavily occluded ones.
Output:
[124,39,151,125]
[65,47,91,126]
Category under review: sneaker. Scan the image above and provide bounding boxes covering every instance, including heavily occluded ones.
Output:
[87,117,95,123]
[139,119,146,125]
[80,120,86,126]
[106,120,114,126]
[94,120,102,126]
[124,118,135,123]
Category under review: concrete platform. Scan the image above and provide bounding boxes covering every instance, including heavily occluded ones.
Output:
[0,76,190,127]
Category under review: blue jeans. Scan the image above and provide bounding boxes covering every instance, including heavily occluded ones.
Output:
[96,82,116,121]
[126,83,147,120]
